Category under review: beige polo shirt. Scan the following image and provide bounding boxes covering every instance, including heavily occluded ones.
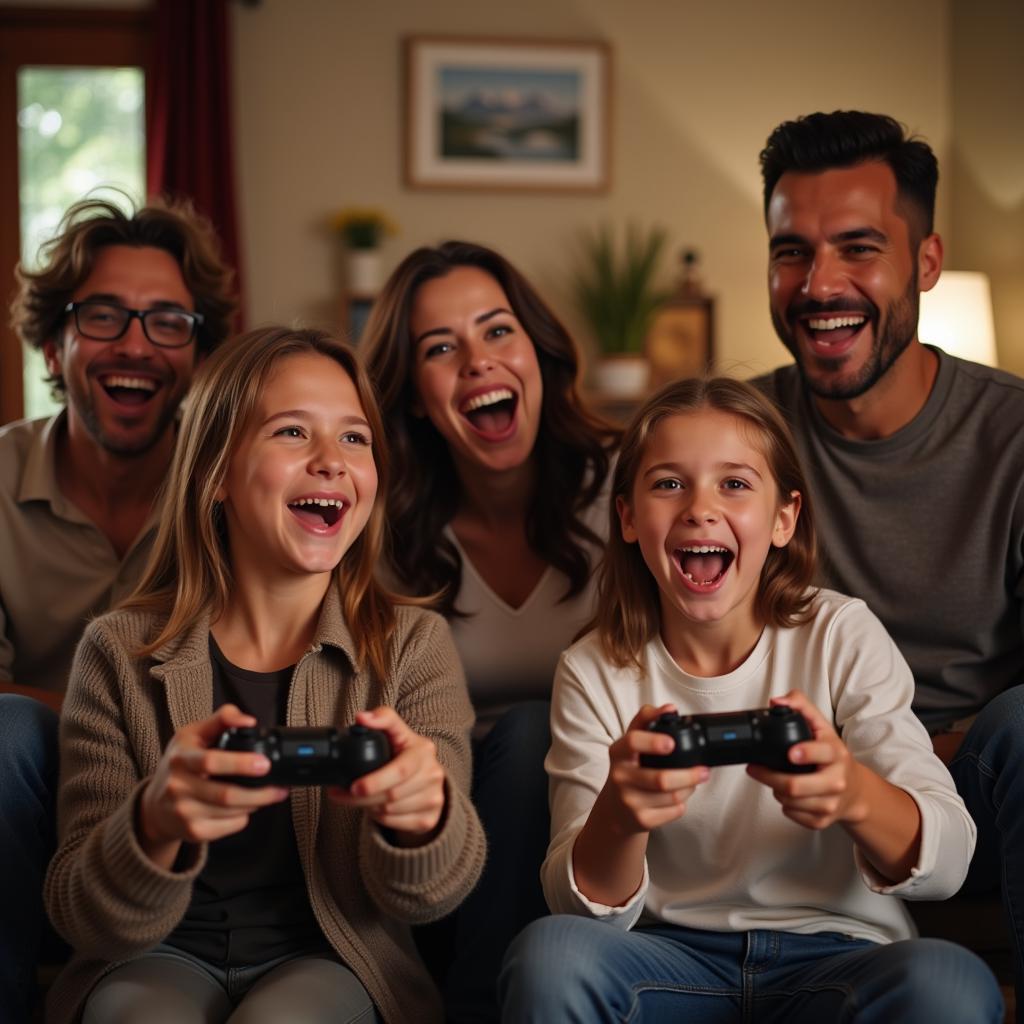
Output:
[0,413,160,693]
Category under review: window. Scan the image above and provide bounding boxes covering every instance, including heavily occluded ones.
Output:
[18,65,146,418]
[0,7,152,424]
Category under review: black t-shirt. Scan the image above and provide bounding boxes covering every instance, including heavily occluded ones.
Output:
[164,637,330,966]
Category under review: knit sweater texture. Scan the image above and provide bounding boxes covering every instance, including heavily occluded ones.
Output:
[43,584,486,1023]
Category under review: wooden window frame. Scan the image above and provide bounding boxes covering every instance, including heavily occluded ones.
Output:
[0,6,153,424]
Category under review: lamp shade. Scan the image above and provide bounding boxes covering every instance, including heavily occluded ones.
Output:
[918,270,997,367]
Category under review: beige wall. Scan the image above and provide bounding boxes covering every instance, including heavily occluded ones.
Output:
[949,0,1024,376]
[231,0,952,379]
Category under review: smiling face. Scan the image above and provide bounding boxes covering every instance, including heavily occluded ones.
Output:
[409,265,543,477]
[767,160,940,401]
[44,244,199,457]
[217,352,378,583]
[619,408,799,645]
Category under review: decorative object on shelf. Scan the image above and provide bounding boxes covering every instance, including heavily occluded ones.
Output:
[645,247,715,389]
[918,270,998,367]
[404,36,610,192]
[330,207,398,298]
[573,223,670,400]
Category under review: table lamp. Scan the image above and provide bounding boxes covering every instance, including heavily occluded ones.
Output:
[918,270,998,367]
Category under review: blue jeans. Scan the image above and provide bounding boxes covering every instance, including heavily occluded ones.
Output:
[951,683,1024,1020]
[441,700,552,1023]
[499,917,1003,1023]
[0,694,63,1024]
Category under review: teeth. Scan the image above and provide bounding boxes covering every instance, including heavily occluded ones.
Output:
[807,316,866,330]
[102,375,157,392]
[680,545,729,554]
[683,572,719,585]
[289,498,345,508]
[462,388,514,413]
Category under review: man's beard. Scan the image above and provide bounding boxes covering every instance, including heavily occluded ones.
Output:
[66,374,180,457]
[771,273,920,401]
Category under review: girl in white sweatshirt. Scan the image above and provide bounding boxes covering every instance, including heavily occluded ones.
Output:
[499,377,1000,1024]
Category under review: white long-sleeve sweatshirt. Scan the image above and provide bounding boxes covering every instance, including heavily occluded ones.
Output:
[542,589,975,945]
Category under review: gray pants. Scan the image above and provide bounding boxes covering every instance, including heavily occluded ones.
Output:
[82,944,379,1024]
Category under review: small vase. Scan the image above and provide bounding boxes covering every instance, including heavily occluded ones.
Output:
[592,354,650,400]
[347,248,382,296]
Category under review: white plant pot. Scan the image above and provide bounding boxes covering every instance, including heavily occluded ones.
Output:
[593,355,650,400]
[347,249,382,295]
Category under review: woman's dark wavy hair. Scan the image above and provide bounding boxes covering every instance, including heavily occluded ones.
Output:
[759,110,938,242]
[361,240,620,617]
[594,377,817,671]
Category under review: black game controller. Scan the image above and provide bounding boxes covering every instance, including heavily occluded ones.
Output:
[213,725,391,788]
[639,706,814,774]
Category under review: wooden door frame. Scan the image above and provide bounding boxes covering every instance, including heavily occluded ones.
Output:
[0,6,153,424]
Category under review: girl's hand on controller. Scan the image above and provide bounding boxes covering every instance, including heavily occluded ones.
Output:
[596,703,710,836]
[328,706,446,846]
[746,690,868,830]
[138,703,289,870]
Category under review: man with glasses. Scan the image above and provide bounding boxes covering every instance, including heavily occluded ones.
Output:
[0,195,235,1022]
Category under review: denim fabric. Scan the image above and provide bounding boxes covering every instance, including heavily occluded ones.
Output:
[499,916,1003,1023]
[951,683,1024,1022]
[0,694,62,1024]
[442,700,553,1023]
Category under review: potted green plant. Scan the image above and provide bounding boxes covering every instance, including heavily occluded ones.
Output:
[572,223,670,398]
[329,207,398,295]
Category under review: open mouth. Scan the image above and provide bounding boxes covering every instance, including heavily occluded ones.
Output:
[287,497,347,529]
[674,544,735,588]
[98,374,160,408]
[459,388,517,438]
[799,314,870,352]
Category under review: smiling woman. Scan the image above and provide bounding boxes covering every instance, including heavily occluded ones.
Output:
[362,241,619,1022]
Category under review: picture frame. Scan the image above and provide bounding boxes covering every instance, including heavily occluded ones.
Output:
[645,294,715,389]
[404,36,611,192]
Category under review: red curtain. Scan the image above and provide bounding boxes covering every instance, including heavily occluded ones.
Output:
[146,0,244,316]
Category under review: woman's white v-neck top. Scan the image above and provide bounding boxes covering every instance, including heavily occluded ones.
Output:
[445,493,608,735]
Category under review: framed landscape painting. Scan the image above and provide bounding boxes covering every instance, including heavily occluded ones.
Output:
[404,36,611,191]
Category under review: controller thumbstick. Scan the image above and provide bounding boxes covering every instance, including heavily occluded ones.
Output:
[349,724,368,735]
[769,705,791,717]
[234,726,260,737]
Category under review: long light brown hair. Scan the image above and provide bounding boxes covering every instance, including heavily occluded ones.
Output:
[595,377,817,670]
[361,240,620,617]
[124,326,403,680]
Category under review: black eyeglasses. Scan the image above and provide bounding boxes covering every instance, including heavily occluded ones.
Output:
[64,301,203,349]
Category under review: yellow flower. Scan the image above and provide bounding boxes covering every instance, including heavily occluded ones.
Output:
[329,207,398,248]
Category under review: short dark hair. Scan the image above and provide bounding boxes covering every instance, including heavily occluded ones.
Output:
[760,111,939,239]
[11,193,236,396]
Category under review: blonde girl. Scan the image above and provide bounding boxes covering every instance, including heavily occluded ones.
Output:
[44,327,485,1024]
